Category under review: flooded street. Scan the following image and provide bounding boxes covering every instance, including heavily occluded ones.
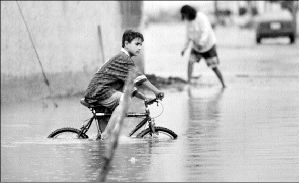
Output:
[2,24,299,182]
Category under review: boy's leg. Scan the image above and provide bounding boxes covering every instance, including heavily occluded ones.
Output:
[203,45,226,88]
[97,91,123,139]
[96,111,111,139]
[206,57,226,88]
[99,91,123,110]
[188,49,202,83]
[187,61,194,83]
[212,66,226,88]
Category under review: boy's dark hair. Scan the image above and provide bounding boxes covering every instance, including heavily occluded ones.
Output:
[180,5,197,21]
[122,29,144,48]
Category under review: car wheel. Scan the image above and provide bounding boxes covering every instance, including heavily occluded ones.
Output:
[256,36,261,44]
[289,34,295,44]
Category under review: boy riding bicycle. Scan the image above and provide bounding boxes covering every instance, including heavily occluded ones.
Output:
[83,30,164,136]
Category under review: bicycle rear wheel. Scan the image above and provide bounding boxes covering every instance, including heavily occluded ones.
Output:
[48,127,89,139]
[136,126,177,140]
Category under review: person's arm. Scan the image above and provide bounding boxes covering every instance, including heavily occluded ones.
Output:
[181,38,191,56]
[132,87,146,100]
[140,80,164,99]
[134,91,147,100]
[127,61,164,100]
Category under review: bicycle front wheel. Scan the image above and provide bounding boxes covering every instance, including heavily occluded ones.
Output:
[136,126,177,140]
[48,127,89,139]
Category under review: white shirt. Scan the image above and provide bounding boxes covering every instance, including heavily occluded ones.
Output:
[185,12,216,52]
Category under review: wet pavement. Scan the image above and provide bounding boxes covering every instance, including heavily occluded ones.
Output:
[1,24,299,181]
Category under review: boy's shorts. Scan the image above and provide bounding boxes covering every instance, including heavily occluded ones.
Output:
[99,91,123,111]
[189,45,219,68]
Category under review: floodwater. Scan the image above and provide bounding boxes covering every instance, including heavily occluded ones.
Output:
[2,78,299,182]
[2,24,299,181]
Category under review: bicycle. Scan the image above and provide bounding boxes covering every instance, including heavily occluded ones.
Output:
[48,97,178,140]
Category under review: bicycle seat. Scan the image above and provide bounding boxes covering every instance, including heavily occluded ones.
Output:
[80,98,103,108]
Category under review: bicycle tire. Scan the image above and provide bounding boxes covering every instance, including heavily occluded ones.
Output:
[48,127,89,139]
[136,126,177,139]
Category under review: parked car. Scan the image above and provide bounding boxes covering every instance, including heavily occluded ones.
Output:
[255,11,296,44]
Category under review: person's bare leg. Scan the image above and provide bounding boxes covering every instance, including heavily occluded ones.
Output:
[98,93,121,139]
[212,67,226,88]
[96,117,109,140]
[206,57,226,88]
[187,61,194,83]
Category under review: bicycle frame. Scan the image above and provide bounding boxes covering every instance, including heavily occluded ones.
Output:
[78,100,156,138]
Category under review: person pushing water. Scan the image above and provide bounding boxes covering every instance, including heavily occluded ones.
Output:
[180,5,226,88]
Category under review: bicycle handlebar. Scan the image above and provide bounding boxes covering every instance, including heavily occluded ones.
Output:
[145,98,160,106]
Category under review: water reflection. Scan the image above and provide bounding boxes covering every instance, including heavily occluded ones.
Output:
[97,140,154,182]
[187,87,224,122]
[2,82,299,181]
[184,87,225,181]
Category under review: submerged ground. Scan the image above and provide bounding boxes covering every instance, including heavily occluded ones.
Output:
[2,24,299,181]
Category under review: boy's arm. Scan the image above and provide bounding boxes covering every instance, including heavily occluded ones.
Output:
[132,87,154,101]
[123,60,164,100]
[133,90,147,100]
[181,23,192,56]
[181,38,191,56]
[140,80,164,99]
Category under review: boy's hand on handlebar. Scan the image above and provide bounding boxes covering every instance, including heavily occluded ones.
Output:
[156,91,164,100]
[181,50,184,56]
[145,97,156,105]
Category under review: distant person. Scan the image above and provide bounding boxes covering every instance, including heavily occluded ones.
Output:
[180,5,226,88]
[83,30,164,137]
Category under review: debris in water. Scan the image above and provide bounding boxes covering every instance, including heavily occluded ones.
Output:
[129,157,136,164]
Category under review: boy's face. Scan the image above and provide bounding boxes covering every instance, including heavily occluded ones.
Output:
[125,38,143,56]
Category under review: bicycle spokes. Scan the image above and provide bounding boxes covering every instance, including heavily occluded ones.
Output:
[143,131,174,140]
[54,132,82,139]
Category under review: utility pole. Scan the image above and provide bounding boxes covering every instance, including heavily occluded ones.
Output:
[214,1,218,21]
[292,1,298,36]
[119,1,144,72]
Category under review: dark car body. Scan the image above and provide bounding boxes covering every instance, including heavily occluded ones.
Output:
[255,11,296,44]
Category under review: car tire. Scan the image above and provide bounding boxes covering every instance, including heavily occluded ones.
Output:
[256,36,261,44]
[289,34,295,44]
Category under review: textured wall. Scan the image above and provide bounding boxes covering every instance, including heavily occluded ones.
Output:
[1,1,143,103]
[1,1,122,76]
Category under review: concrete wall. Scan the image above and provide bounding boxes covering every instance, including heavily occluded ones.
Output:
[1,1,143,103]
[1,1,122,76]
[119,1,144,71]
